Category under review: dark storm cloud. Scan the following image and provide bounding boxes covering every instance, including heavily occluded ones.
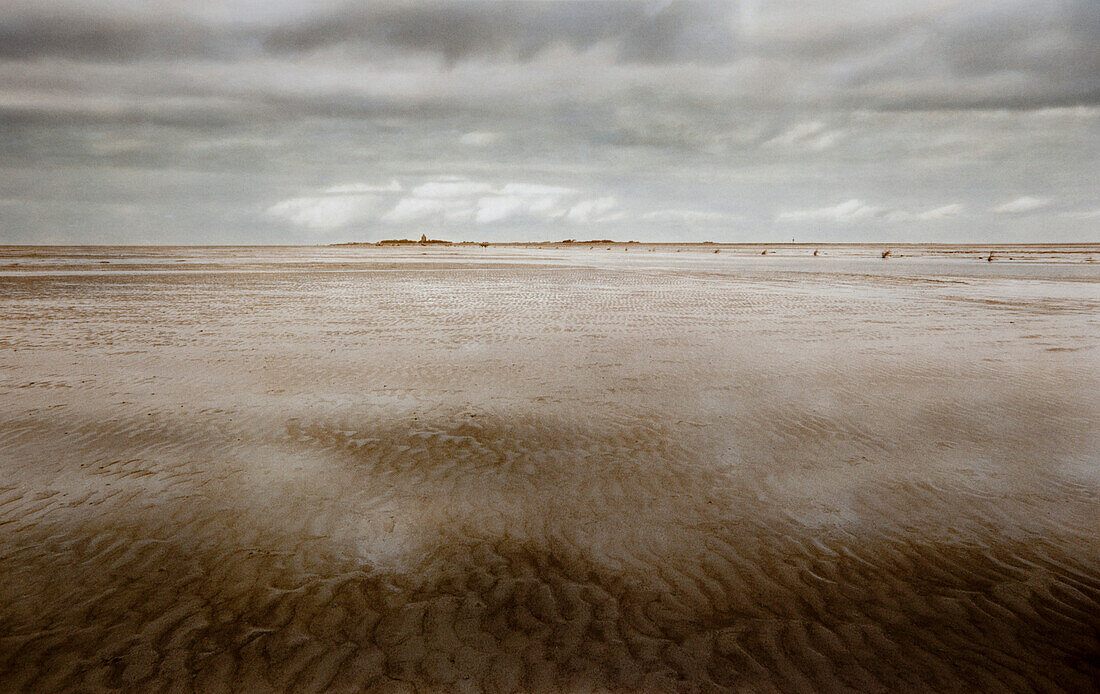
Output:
[1,1,1097,110]
[940,1,1100,77]
[0,1,738,65]
[0,19,233,62]
[264,1,738,63]
[823,1,1100,110]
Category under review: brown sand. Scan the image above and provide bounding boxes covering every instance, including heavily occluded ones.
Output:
[0,245,1098,692]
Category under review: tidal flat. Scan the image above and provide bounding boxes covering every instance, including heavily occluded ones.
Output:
[0,244,1097,692]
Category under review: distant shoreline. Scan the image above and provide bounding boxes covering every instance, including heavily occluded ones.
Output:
[0,242,1097,252]
[328,240,1098,250]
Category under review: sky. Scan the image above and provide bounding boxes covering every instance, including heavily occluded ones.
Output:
[1,0,1098,244]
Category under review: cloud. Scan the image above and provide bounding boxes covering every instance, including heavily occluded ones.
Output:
[475,184,578,224]
[408,179,494,199]
[3,1,1098,244]
[498,183,575,197]
[777,199,884,223]
[382,195,474,225]
[778,200,966,224]
[885,203,965,222]
[324,181,402,195]
[1060,208,1100,219]
[270,178,620,230]
[564,196,622,224]
[641,209,743,224]
[268,195,384,231]
[459,131,501,147]
[382,179,570,226]
[2,0,1098,117]
[262,1,738,65]
[762,121,843,151]
[992,196,1051,213]
[0,2,739,65]
[266,180,404,230]
[475,195,530,225]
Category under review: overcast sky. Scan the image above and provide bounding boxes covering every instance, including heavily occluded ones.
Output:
[1,0,1098,244]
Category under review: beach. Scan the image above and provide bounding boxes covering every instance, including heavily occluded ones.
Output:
[1,244,1097,692]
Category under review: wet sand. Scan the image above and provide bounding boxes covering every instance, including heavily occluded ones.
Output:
[1,245,1098,692]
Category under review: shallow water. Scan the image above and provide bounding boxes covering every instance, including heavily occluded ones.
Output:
[1,245,1098,692]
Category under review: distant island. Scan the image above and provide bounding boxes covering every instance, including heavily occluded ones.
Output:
[333,234,455,246]
[330,237,644,247]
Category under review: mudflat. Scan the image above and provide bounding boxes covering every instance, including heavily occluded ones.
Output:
[1,245,1097,692]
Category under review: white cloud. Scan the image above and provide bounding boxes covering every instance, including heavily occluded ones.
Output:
[271,177,621,229]
[474,183,579,224]
[410,179,494,199]
[266,179,403,230]
[992,196,1051,214]
[777,199,884,223]
[885,203,965,222]
[382,179,618,226]
[499,183,576,197]
[565,196,621,224]
[267,193,388,231]
[1060,208,1100,219]
[475,195,531,225]
[459,131,502,147]
[382,196,475,225]
[324,180,402,194]
[778,200,967,224]
[762,121,843,151]
[641,209,743,224]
